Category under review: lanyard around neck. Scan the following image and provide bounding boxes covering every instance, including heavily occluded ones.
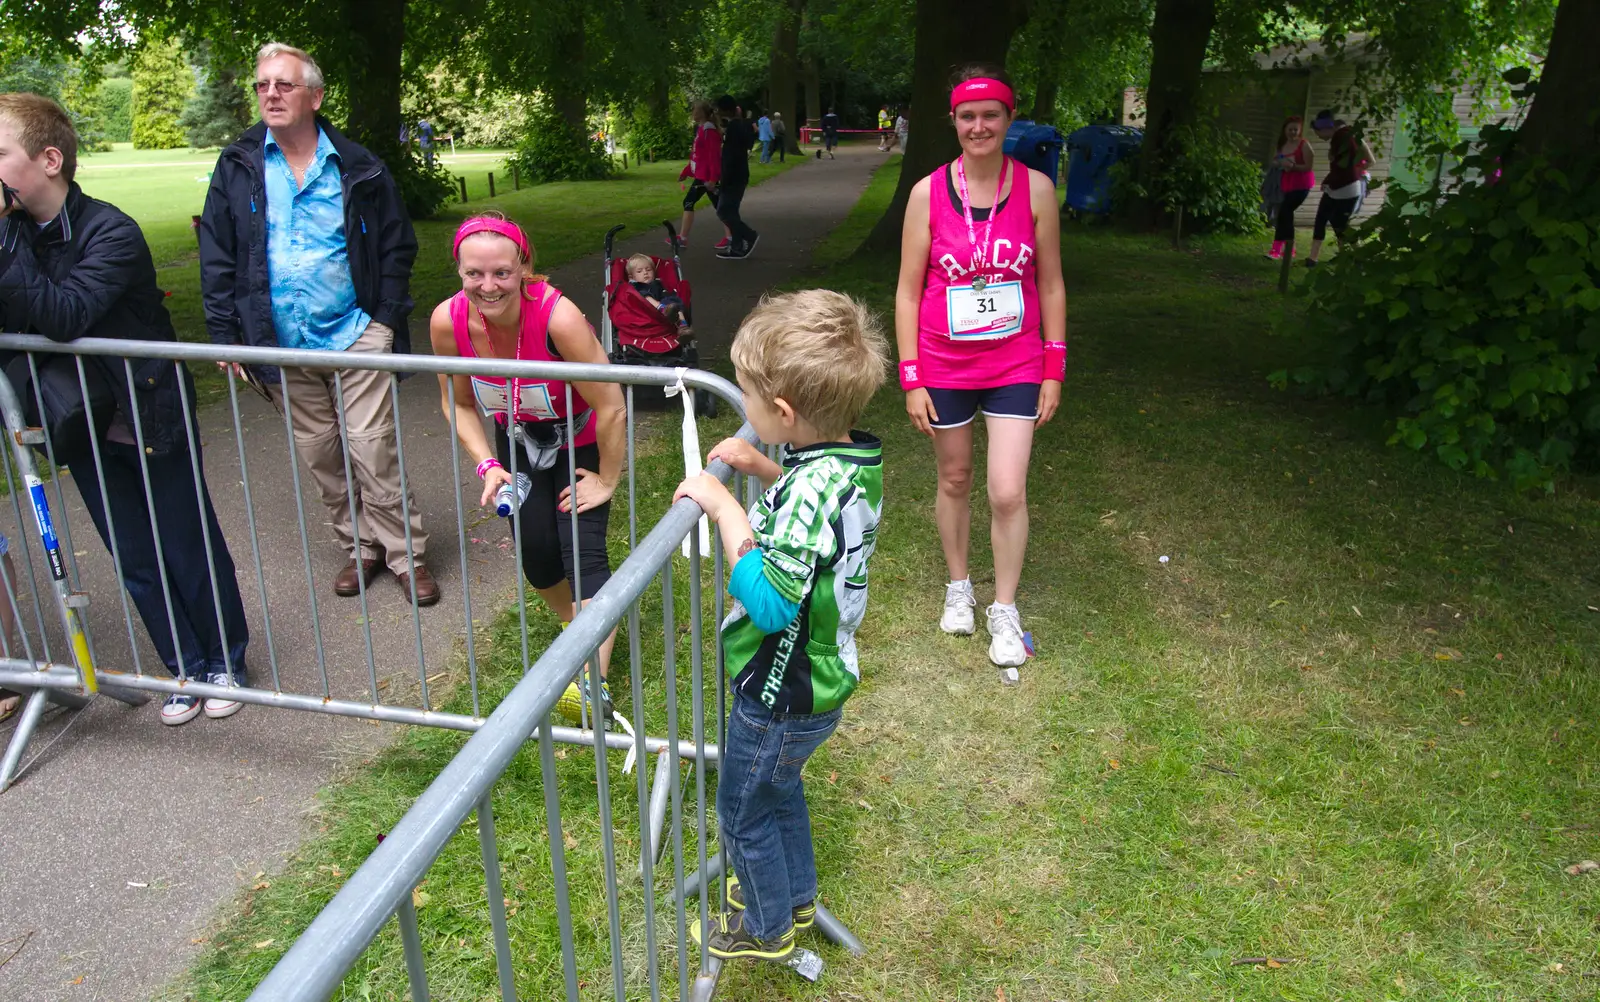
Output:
[471,296,524,419]
[956,154,1008,276]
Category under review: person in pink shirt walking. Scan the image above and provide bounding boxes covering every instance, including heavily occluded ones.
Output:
[677,101,731,249]
[893,63,1067,674]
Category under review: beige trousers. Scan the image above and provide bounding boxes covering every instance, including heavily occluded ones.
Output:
[276,321,428,574]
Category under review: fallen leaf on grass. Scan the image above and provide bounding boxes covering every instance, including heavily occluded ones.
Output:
[252,880,270,891]
[857,799,873,811]
[996,988,1007,1002]
[253,939,274,950]
[1450,688,1466,697]
[1351,606,1362,618]
[1564,860,1599,876]
[563,831,578,851]
[1268,598,1288,609]
[1107,759,1121,770]
[412,888,430,908]
[1435,648,1464,661]
[827,770,837,785]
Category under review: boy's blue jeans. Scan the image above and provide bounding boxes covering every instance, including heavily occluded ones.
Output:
[717,693,841,941]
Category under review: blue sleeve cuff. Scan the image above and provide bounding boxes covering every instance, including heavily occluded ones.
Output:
[729,548,801,634]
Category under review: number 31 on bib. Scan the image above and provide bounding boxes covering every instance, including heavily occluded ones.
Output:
[946,280,1025,340]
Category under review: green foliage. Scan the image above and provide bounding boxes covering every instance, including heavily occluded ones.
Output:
[1274,127,1600,491]
[623,109,691,161]
[393,151,457,220]
[131,35,193,150]
[1112,122,1267,234]
[0,52,66,99]
[93,78,133,144]
[400,64,535,147]
[179,44,251,149]
[503,108,614,184]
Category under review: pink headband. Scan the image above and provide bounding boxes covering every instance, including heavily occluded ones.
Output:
[453,218,530,261]
[950,78,1015,113]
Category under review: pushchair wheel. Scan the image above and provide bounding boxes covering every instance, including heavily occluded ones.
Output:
[694,390,719,419]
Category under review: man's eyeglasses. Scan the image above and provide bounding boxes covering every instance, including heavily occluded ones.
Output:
[254,80,307,96]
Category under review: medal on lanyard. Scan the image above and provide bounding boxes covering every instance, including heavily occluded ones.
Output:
[956,154,1008,293]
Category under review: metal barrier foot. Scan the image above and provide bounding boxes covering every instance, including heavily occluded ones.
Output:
[0,687,84,792]
[689,957,722,1002]
[640,748,673,879]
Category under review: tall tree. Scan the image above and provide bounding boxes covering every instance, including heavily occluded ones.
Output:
[179,40,251,147]
[1518,0,1598,162]
[767,0,806,153]
[861,0,1032,251]
[131,33,192,150]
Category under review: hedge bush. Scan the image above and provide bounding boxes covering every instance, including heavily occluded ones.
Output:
[1111,121,1265,235]
[1272,126,1600,491]
[503,110,614,184]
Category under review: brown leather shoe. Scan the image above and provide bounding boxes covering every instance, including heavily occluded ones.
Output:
[396,565,441,607]
[334,557,383,597]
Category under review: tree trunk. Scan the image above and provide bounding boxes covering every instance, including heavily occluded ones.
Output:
[1519,0,1600,164]
[768,0,806,154]
[803,51,822,131]
[1132,0,1217,224]
[340,0,407,160]
[861,0,1032,252]
[1031,73,1059,123]
[549,16,589,139]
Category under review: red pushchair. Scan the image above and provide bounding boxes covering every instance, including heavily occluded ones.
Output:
[602,222,716,417]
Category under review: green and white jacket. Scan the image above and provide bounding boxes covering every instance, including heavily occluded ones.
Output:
[722,433,884,714]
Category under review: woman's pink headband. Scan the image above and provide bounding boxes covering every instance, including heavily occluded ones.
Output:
[453,218,530,261]
[950,78,1015,113]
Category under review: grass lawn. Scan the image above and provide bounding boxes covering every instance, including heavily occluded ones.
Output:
[168,162,1600,1001]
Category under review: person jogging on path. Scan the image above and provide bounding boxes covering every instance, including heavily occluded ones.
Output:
[677,100,731,250]
[877,105,893,151]
[893,63,1067,677]
[714,95,759,260]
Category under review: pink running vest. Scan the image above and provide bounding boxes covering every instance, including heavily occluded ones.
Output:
[916,157,1045,389]
[449,282,598,448]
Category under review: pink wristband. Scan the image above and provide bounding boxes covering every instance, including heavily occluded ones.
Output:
[898,359,924,391]
[476,457,503,479]
[1043,341,1067,382]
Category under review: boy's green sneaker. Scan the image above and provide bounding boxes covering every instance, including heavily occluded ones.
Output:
[724,873,815,930]
[688,909,795,961]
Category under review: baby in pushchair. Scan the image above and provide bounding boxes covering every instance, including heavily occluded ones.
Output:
[625,253,691,336]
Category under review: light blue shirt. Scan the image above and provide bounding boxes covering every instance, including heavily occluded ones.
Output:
[757,116,773,142]
[264,127,370,352]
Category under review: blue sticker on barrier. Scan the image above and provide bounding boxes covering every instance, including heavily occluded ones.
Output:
[26,476,66,581]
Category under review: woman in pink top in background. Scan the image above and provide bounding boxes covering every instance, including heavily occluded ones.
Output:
[1267,115,1316,260]
[894,62,1067,674]
[677,100,731,248]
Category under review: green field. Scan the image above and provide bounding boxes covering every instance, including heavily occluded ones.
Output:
[168,160,1600,1001]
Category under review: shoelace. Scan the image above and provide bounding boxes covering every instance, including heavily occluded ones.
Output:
[989,605,1023,638]
[945,583,976,609]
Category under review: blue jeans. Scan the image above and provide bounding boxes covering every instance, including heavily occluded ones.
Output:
[717,693,841,941]
[760,140,772,163]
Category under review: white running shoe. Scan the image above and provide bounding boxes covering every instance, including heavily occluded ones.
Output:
[940,580,977,635]
[986,603,1028,668]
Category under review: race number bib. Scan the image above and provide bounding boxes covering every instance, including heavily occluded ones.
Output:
[945,281,1025,341]
[472,377,559,421]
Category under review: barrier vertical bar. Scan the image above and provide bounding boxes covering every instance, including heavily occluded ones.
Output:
[537,718,581,1002]
[276,373,332,698]
[476,794,517,1002]
[688,529,709,964]
[73,356,143,674]
[388,375,430,708]
[0,445,54,662]
[24,355,85,594]
[395,888,431,1002]
[625,387,662,1000]
[445,378,482,718]
[121,359,189,681]
[331,371,380,702]
[661,562,689,1000]
[225,368,281,690]
[174,361,239,684]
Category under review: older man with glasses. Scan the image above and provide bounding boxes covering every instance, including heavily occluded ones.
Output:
[199,42,438,606]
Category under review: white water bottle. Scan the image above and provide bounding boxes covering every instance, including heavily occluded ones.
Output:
[495,472,533,517]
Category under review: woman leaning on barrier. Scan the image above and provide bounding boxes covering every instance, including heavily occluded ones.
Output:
[0,92,251,727]
[429,214,627,723]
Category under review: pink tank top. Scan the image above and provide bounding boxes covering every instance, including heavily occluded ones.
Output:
[916,157,1045,389]
[1279,140,1316,192]
[449,282,598,448]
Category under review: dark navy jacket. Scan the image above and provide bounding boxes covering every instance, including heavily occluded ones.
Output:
[198,117,418,362]
[0,183,191,457]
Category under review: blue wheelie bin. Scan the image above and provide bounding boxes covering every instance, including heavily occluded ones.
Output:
[1003,120,1066,185]
[1064,124,1143,214]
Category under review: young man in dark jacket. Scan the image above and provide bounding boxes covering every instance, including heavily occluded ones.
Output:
[200,42,437,606]
[0,92,251,726]
[714,95,760,260]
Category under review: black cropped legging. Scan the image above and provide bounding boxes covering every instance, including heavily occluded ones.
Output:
[1274,189,1309,241]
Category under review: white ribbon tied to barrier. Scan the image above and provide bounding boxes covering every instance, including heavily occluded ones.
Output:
[665,368,712,560]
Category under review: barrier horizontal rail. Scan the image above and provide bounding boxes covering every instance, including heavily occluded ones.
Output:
[0,333,741,791]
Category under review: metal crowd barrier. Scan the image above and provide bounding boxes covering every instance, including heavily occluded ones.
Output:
[0,333,865,999]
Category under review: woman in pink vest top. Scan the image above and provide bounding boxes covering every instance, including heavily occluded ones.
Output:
[429,214,628,716]
[893,63,1068,674]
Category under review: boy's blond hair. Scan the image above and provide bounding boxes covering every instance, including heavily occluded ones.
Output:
[0,93,78,183]
[731,290,888,439]
[625,253,655,277]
